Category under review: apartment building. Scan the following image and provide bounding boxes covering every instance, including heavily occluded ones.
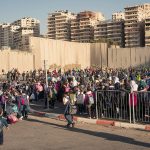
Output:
[13,27,34,50]
[124,3,150,47]
[71,11,105,42]
[11,17,40,36]
[94,20,125,47]
[10,17,40,50]
[145,17,150,46]
[0,23,10,49]
[0,23,20,49]
[94,21,107,42]
[112,12,125,21]
[107,20,125,47]
[47,10,75,40]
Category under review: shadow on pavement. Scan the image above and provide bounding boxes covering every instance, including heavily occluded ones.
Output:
[27,117,150,148]
[30,100,65,114]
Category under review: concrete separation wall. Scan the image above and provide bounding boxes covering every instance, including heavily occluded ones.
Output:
[0,50,34,73]
[108,47,150,68]
[1,38,150,73]
[30,37,108,69]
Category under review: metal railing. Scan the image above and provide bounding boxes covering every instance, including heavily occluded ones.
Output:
[132,91,150,123]
[96,90,150,124]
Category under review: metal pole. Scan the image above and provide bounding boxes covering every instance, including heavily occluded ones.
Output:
[96,91,98,119]
[44,60,49,109]
[129,93,132,123]
[132,93,135,124]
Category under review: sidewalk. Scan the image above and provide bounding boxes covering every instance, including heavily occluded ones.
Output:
[30,100,150,131]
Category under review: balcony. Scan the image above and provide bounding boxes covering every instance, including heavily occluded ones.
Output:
[71,28,80,31]
[125,17,138,21]
[107,24,121,28]
[125,21,138,26]
[107,28,122,32]
[125,25,139,30]
[125,8,138,13]
[107,32,121,36]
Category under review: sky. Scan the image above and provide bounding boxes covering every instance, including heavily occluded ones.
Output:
[0,0,149,34]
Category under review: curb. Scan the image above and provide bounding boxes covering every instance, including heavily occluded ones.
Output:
[32,110,150,131]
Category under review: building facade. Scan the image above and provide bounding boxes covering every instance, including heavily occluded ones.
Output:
[94,20,125,47]
[145,17,150,46]
[112,12,125,21]
[94,21,107,42]
[11,17,40,36]
[71,11,105,43]
[47,10,75,41]
[107,20,125,47]
[0,23,10,49]
[124,3,150,47]
[13,27,35,50]
[10,17,40,50]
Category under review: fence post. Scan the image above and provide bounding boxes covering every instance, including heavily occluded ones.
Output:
[132,92,135,124]
[96,91,98,119]
[129,93,132,123]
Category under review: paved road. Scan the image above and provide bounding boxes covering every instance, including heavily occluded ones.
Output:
[1,115,150,150]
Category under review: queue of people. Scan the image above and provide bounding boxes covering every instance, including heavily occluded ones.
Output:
[0,67,150,132]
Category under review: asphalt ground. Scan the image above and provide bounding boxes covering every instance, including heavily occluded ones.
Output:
[1,115,150,150]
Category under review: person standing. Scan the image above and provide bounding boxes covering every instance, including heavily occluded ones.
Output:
[0,107,9,145]
[63,93,75,128]
[18,90,29,119]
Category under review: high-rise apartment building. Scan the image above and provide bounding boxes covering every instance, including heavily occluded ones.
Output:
[10,17,40,50]
[145,17,150,46]
[94,20,125,47]
[47,10,75,40]
[0,23,10,49]
[124,3,150,47]
[0,23,20,49]
[107,20,125,47]
[0,17,40,50]
[71,11,105,42]
[11,17,40,36]
[9,25,20,49]
[112,12,125,21]
[94,21,107,41]
[13,27,35,50]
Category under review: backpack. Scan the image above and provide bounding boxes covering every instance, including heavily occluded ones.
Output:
[77,93,84,104]
[69,104,77,115]
[88,95,94,105]
[7,114,18,124]
[21,98,25,105]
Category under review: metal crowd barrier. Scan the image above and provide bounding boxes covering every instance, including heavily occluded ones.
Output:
[132,91,150,123]
[95,90,150,124]
[96,90,130,122]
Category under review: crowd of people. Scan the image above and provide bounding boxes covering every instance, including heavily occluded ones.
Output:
[0,67,150,137]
